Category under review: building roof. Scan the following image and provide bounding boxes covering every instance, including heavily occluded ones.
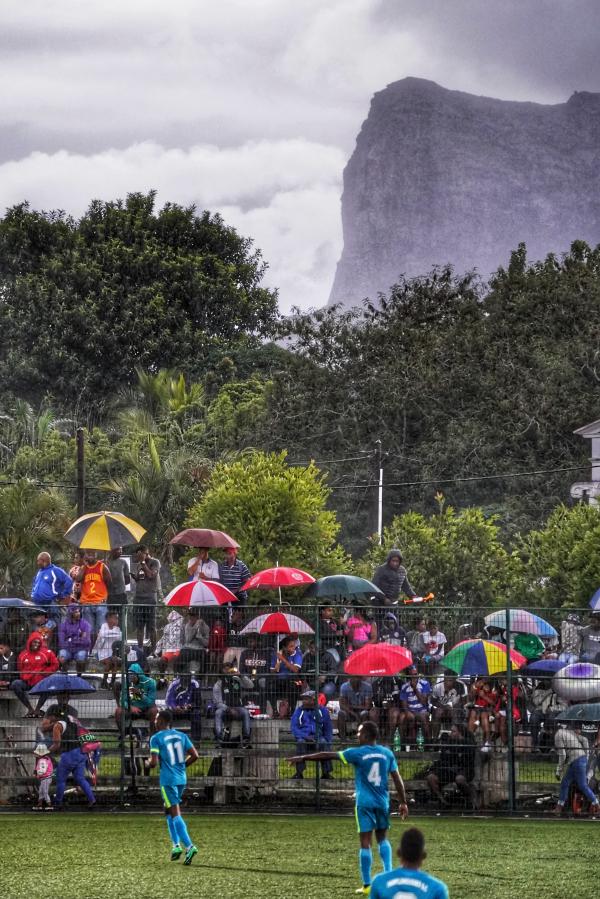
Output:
[573,419,600,438]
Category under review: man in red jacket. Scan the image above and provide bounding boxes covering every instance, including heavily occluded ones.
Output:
[11,631,60,717]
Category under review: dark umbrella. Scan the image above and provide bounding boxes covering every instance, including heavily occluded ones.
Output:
[28,674,96,695]
[519,659,567,677]
[557,703,600,723]
[0,598,47,613]
[170,528,239,549]
[303,574,385,602]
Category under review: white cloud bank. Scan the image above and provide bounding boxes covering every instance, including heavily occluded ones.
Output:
[0,139,345,313]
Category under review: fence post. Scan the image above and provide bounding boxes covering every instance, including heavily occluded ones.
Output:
[505,607,516,813]
[315,607,321,812]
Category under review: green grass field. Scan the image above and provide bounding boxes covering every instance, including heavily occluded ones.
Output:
[0,813,597,899]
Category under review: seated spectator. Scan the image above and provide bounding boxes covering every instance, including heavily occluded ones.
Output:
[11,631,60,717]
[115,663,158,734]
[345,607,378,654]
[560,612,582,663]
[166,671,202,742]
[212,662,253,748]
[187,547,220,581]
[528,679,568,752]
[29,611,57,650]
[227,607,246,641]
[466,676,497,751]
[337,676,374,740]
[4,609,29,654]
[407,619,427,667]
[91,610,122,688]
[238,635,271,711]
[371,676,402,743]
[318,606,345,662]
[431,674,467,738]
[58,604,92,674]
[399,667,431,744]
[419,621,447,675]
[426,723,477,808]
[111,640,149,674]
[154,610,185,673]
[380,612,407,646]
[580,613,600,663]
[0,636,16,691]
[207,613,228,673]
[268,635,303,718]
[494,677,523,746]
[181,608,209,673]
[290,689,333,779]
[300,638,339,700]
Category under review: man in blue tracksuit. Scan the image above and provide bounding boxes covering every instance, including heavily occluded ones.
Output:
[31,552,73,619]
[290,689,333,779]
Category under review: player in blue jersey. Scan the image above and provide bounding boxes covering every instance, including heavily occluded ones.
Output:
[149,708,200,864]
[371,827,449,898]
[289,720,408,894]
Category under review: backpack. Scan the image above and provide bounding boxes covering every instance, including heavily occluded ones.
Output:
[75,719,102,753]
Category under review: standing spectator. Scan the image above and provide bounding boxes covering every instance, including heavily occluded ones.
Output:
[580,613,600,663]
[337,677,374,740]
[12,632,60,716]
[31,552,73,620]
[372,549,417,605]
[58,605,92,674]
[0,636,16,691]
[115,663,158,734]
[33,743,54,810]
[290,690,333,779]
[494,677,523,747]
[92,610,122,687]
[42,705,96,810]
[269,635,303,718]
[69,550,85,601]
[130,545,160,649]
[218,547,251,606]
[212,662,253,748]
[528,680,567,752]
[166,672,202,742]
[431,674,467,738]
[106,546,131,617]
[187,548,220,581]
[155,611,185,674]
[554,723,599,815]
[76,551,111,636]
[560,613,582,663]
[345,607,378,653]
[398,667,431,744]
[420,621,447,675]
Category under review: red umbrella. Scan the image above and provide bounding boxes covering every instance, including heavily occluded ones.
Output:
[165,580,238,607]
[239,611,315,635]
[243,567,315,590]
[170,528,239,549]
[343,644,413,677]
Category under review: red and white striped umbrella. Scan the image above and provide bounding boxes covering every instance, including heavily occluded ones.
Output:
[165,580,238,607]
[242,567,315,590]
[239,611,315,635]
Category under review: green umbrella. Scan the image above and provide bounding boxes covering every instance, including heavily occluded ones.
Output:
[303,574,385,602]
[514,633,545,661]
[557,703,600,723]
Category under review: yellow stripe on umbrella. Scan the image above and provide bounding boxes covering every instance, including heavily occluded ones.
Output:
[64,511,147,551]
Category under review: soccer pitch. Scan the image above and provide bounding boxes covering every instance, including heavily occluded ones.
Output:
[0,813,596,898]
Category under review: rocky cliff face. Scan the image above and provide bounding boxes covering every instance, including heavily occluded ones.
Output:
[329,78,600,306]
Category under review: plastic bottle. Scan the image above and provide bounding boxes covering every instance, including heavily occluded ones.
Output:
[416,725,425,752]
[393,728,402,754]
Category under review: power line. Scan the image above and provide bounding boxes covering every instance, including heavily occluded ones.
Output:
[288,453,372,466]
[326,463,589,491]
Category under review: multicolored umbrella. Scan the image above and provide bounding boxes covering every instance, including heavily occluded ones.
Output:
[442,639,527,676]
[165,580,238,607]
[64,511,146,551]
[519,658,567,678]
[344,643,413,677]
[239,611,314,635]
[553,662,600,702]
[170,529,239,549]
[484,609,557,638]
[243,567,315,590]
[557,702,600,723]
[303,574,384,602]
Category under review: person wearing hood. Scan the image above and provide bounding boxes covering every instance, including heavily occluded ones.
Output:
[57,604,92,674]
[156,610,185,673]
[11,631,60,716]
[372,549,417,606]
[166,672,202,741]
[115,663,158,733]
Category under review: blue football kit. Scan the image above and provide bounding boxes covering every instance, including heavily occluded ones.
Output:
[371,867,449,899]
[149,727,194,808]
[338,743,398,832]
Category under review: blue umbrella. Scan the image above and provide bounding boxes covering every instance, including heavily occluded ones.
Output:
[0,598,46,612]
[589,588,600,611]
[28,673,96,695]
[519,658,567,677]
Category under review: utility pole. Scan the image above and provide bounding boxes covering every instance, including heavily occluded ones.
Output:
[375,439,383,544]
[76,428,85,517]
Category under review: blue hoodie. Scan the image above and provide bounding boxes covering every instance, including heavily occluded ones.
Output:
[31,564,73,604]
[291,705,333,742]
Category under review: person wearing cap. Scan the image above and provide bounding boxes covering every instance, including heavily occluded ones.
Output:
[33,743,54,810]
[290,690,334,779]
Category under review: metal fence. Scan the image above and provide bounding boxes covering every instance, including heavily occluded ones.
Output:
[1,601,599,816]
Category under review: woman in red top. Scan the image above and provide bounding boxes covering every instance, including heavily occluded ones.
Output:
[467,676,497,750]
[494,677,522,746]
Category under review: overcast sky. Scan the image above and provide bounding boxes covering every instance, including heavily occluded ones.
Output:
[1,0,599,312]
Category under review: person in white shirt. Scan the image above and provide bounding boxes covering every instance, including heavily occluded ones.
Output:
[91,610,122,688]
[187,548,220,582]
[420,621,447,675]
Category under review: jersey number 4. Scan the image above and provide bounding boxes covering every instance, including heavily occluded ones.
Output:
[367,761,382,787]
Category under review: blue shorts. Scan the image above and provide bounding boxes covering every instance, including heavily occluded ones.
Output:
[355,805,390,833]
[161,783,185,809]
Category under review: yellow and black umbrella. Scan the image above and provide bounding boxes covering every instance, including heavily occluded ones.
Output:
[64,511,147,551]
